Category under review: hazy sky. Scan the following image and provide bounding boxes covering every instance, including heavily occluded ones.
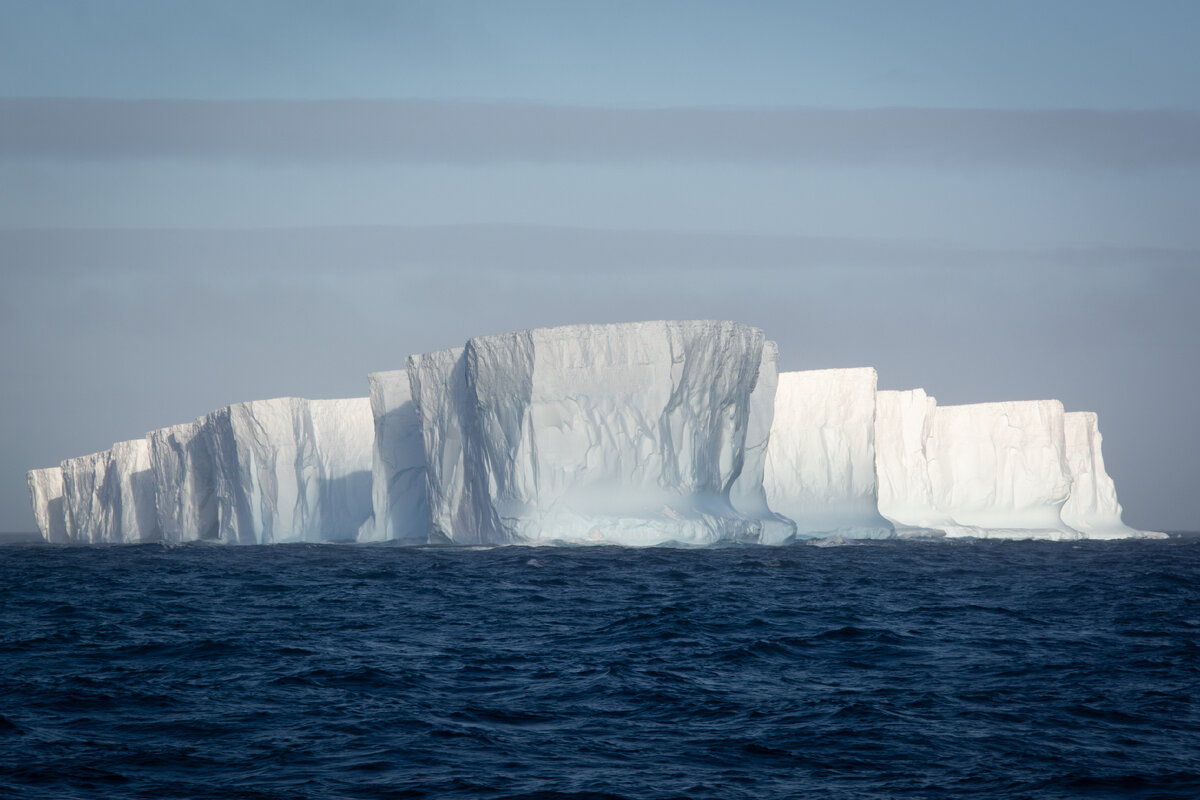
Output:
[2,1,1198,532]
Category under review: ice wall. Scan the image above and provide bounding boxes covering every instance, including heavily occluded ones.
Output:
[150,416,222,543]
[60,451,108,543]
[309,398,375,542]
[26,318,1159,545]
[925,400,1077,538]
[763,368,893,540]
[1059,411,1147,538]
[874,388,940,532]
[358,371,432,543]
[408,347,475,542]
[149,397,372,544]
[26,467,68,543]
[728,342,796,543]
[60,438,159,544]
[408,321,779,545]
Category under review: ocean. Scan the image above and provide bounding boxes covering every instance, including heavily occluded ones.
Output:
[1,539,1197,799]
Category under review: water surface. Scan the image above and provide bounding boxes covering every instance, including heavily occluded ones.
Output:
[2,539,1198,799]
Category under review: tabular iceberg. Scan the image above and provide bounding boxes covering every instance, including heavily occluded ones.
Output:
[60,438,159,544]
[874,393,1162,539]
[764,368,893,540]
[150,397,372,544]
[26,318,1160,545]
[409,320,782,545]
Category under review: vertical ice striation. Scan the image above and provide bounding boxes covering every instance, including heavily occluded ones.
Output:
[408,347,476,542]
[408,321,778,545]
[729,342,796,543]
[149,417,221,543]
[925,400,1077,538]
[60,438,159,544]
[149,398,372,544]
[308,398,376,542]
[763,368,893,540]
[357,372,431,543]
[874,388,940,532]
[1059,411,1158,538]
[60,451,109,543]
[27,467,68,543]
[26,319,1160,545]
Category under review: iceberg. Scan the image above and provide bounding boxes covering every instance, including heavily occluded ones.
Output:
[875,394,1163,540]
[1059,411,1154,538]
[925,400,1078,539]
[25,318,1159,545]
[26,467,68,544]
[763,368,893,540]
[60,438,159,544]
[149,397,372,544]
[409,320,782,545]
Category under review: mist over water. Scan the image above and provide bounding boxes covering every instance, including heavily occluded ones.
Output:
[2,539,1198,799]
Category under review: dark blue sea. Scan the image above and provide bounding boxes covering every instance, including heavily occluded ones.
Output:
[1,539,1198,800]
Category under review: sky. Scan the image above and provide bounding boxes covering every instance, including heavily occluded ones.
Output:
[2,0,1198,533]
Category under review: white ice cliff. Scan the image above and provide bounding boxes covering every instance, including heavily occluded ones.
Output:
[409,321,782,545]
[764,368,893,540]
[27,467,68,544]
[874,389,940,533]
[874,393,1162,539]
[924,400,1078,538]
[26,319,1158,544]
[1059,411,1141,538]
[150,397,372,544]
[357,371,430,543]
[60,438,159,544]
[728,342,796,544]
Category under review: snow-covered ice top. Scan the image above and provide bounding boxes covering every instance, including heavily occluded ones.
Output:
[764,368,893,540]
[409,320,781,545]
